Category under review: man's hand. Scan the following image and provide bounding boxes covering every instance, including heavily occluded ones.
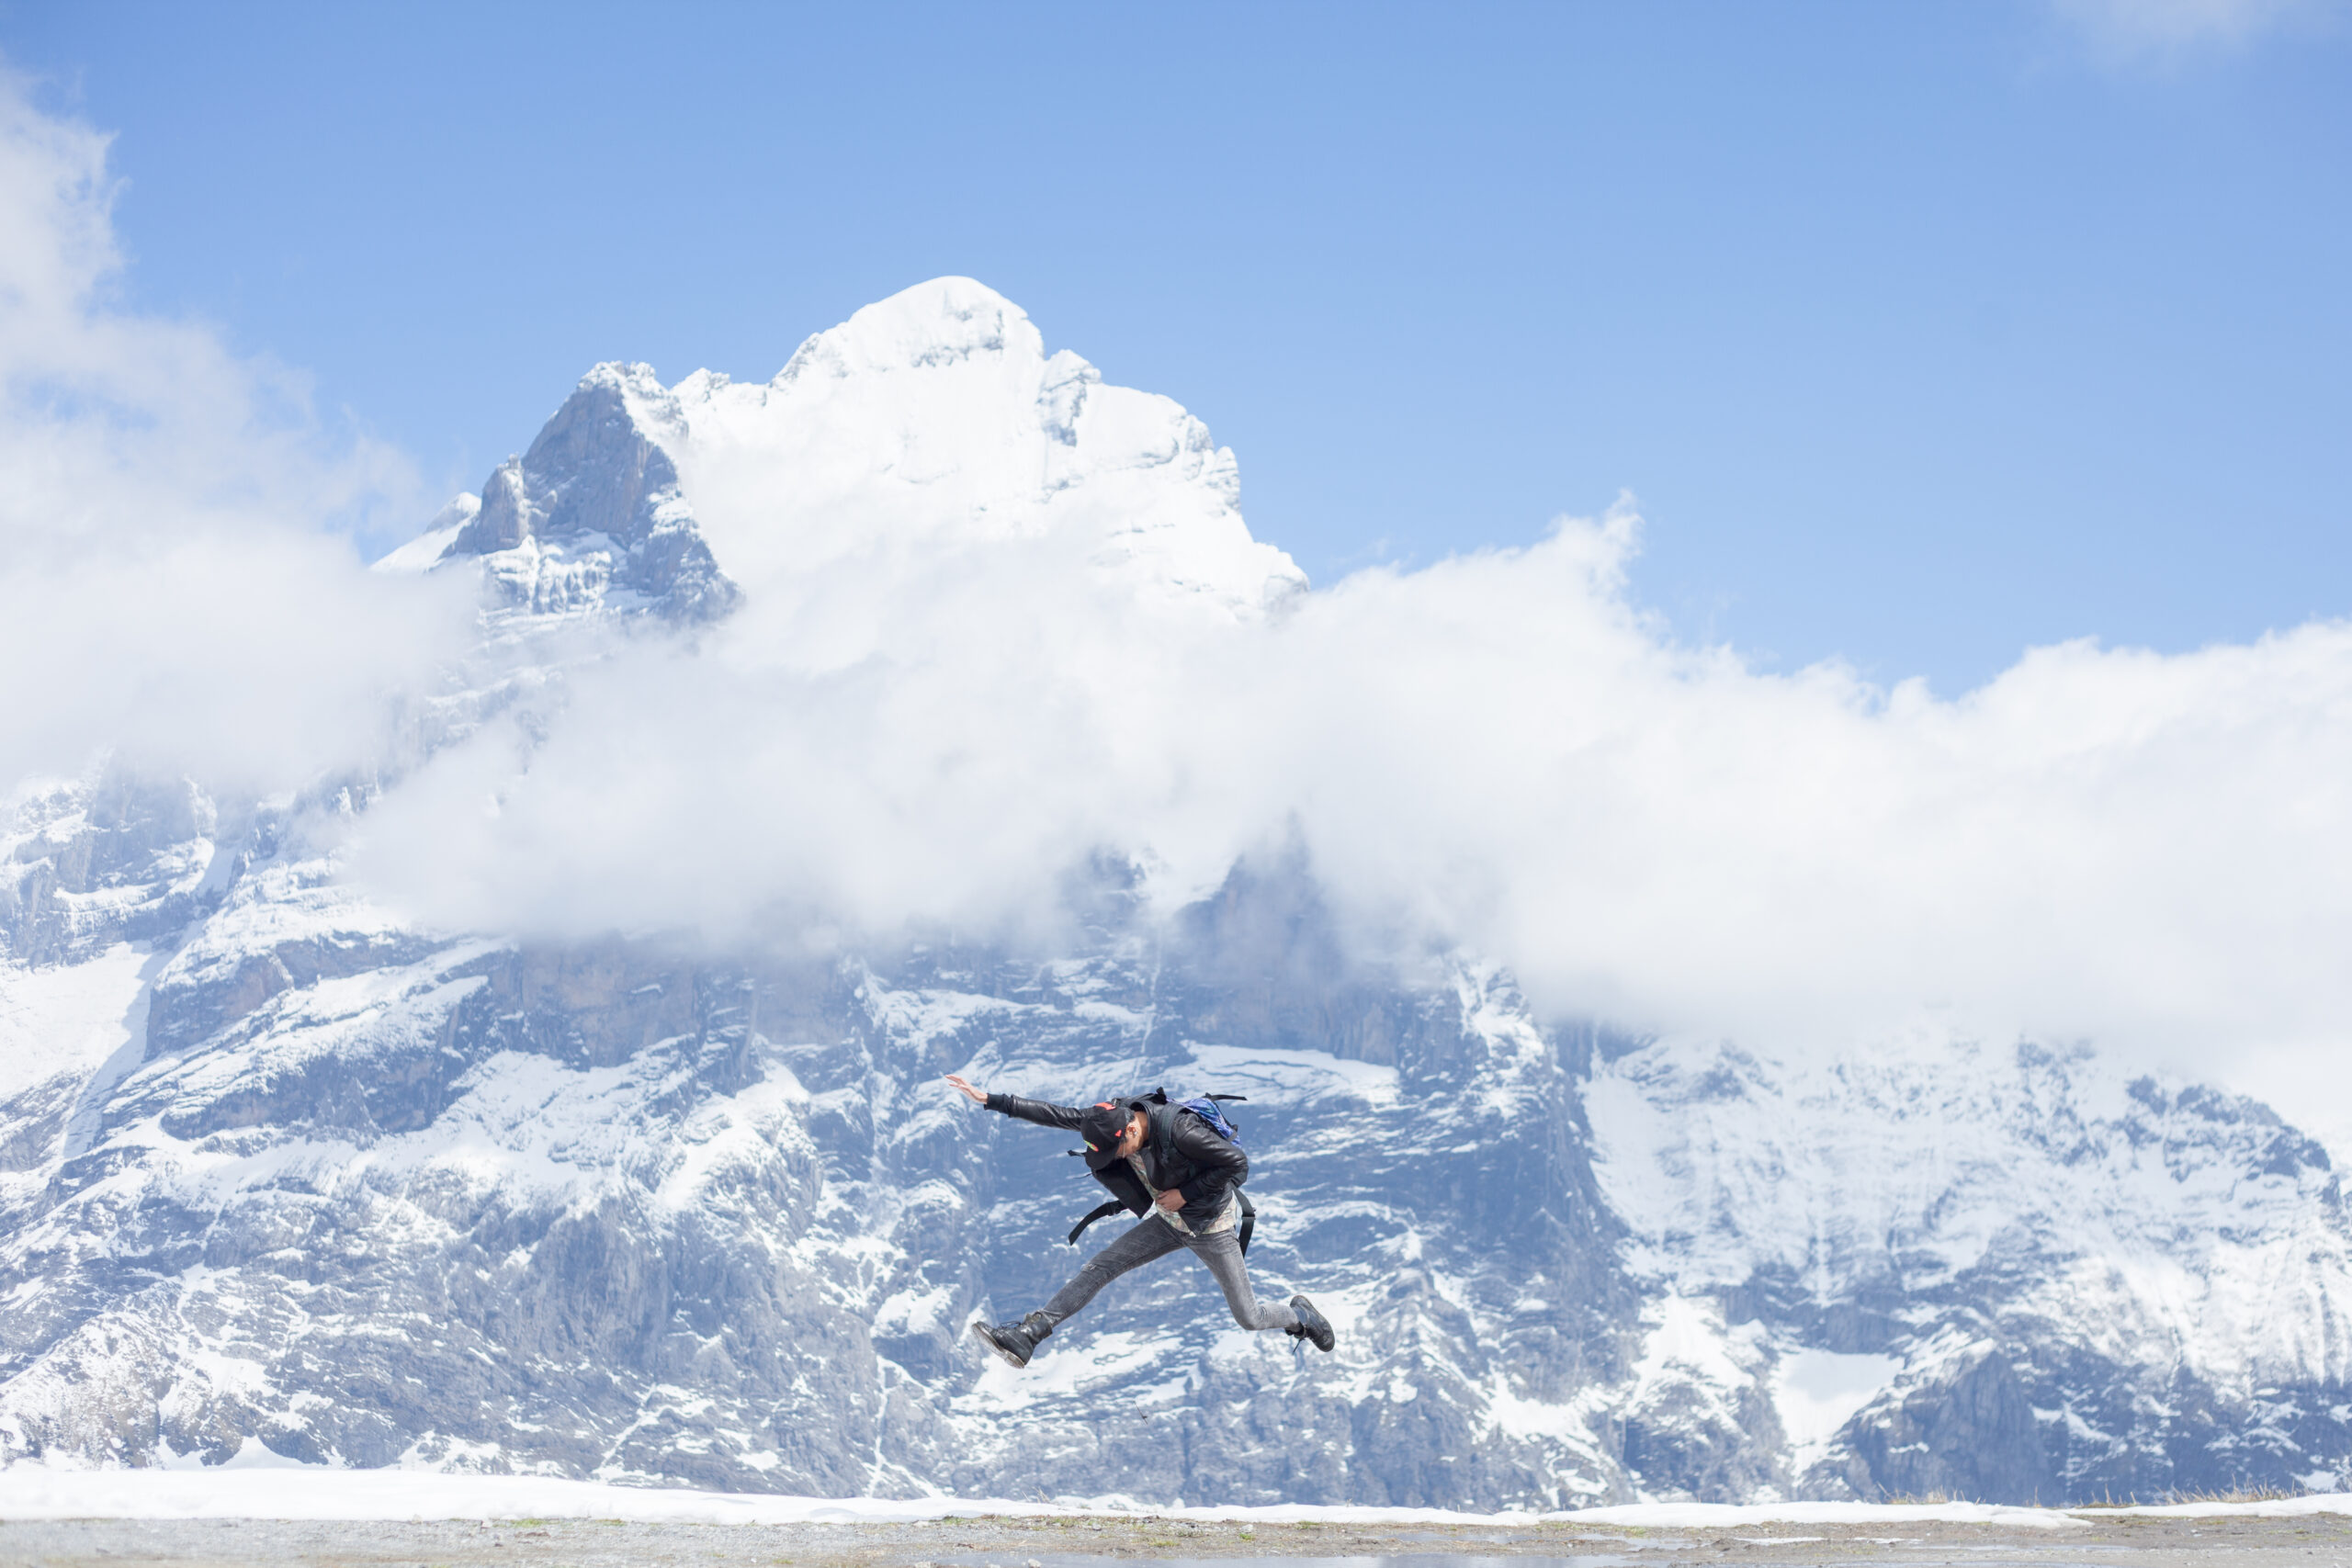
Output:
[944,1074,987,1105]
[1154,1189,1185,1212]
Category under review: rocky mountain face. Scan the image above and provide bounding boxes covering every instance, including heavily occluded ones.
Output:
[1589,1032,2352,1503]
[6,279,2351,1506]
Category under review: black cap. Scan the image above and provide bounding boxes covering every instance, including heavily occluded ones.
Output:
[1079,1102,1136,1168]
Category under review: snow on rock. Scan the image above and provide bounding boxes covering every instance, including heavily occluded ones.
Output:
[1587,1027,2352,1501]
[12,1461,2351,1527]
[11,758,2351,1506]
[670,276,1304,625]
[420,363,739,626]
[374,277,1303,631]
[0,942,148,1101]
[370,495,479,577]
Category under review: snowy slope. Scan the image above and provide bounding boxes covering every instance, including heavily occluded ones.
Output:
[4,279,2349,1507]
[668,277,1304,624]
[1588,1031,2352,1500]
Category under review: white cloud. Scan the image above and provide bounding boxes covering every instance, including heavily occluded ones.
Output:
[1264,523,2352,1066]
[360,465,2352,1103]
[0,69,471,793]
[2052,0,2339,60]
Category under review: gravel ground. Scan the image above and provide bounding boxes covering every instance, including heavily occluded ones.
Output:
[6,1512,2352,1568]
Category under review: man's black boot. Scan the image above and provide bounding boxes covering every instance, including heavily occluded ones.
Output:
[969,1313,1051,1370]
[1286,1295,1335,1353]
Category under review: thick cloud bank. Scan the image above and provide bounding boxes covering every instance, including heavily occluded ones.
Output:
[0,73,469,793]
[368,475,2352,1082]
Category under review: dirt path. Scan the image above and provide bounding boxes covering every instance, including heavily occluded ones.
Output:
[6,1511,2352,1568]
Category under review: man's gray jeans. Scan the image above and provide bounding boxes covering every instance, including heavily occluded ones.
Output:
[1035,1214,1300,1334]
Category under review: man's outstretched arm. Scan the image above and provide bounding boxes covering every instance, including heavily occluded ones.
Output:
[942,1074,1087,1131]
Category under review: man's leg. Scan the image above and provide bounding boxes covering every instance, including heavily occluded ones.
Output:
[1031,1216,1185,1333]
[1185,1230,1300,1332]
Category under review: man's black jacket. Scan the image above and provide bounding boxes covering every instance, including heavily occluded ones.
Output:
[983,1092,1248,1231]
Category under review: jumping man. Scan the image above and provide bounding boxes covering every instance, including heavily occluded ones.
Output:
[944,1073,1337,1368]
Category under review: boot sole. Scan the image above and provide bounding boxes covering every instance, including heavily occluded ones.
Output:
[1289,1295,1336,1353]
[968,1320,1030,1369]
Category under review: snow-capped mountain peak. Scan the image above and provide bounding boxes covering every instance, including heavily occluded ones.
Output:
[775,274,1030,379]
[377,278,1306,630]
[372,361,736,626]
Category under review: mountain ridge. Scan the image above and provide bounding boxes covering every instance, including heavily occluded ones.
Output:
[5,279,2347,1505]
[380,278,1306,628]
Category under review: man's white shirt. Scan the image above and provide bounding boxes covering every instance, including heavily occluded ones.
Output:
[1126,1153,1239,1235]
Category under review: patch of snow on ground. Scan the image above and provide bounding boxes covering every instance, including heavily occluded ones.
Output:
[15,1467,2349,1525]
[154,1437,317,1472]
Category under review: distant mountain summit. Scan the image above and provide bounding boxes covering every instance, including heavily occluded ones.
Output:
[379,278,1306,626]
[6,281,2352,1506]
[376,364,735,626]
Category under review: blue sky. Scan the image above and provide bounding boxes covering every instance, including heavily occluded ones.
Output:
[3,0,2345,693]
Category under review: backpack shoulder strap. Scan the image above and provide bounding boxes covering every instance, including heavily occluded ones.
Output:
[1068,1199,1126,1247]
[1147,1100,1180,1161]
